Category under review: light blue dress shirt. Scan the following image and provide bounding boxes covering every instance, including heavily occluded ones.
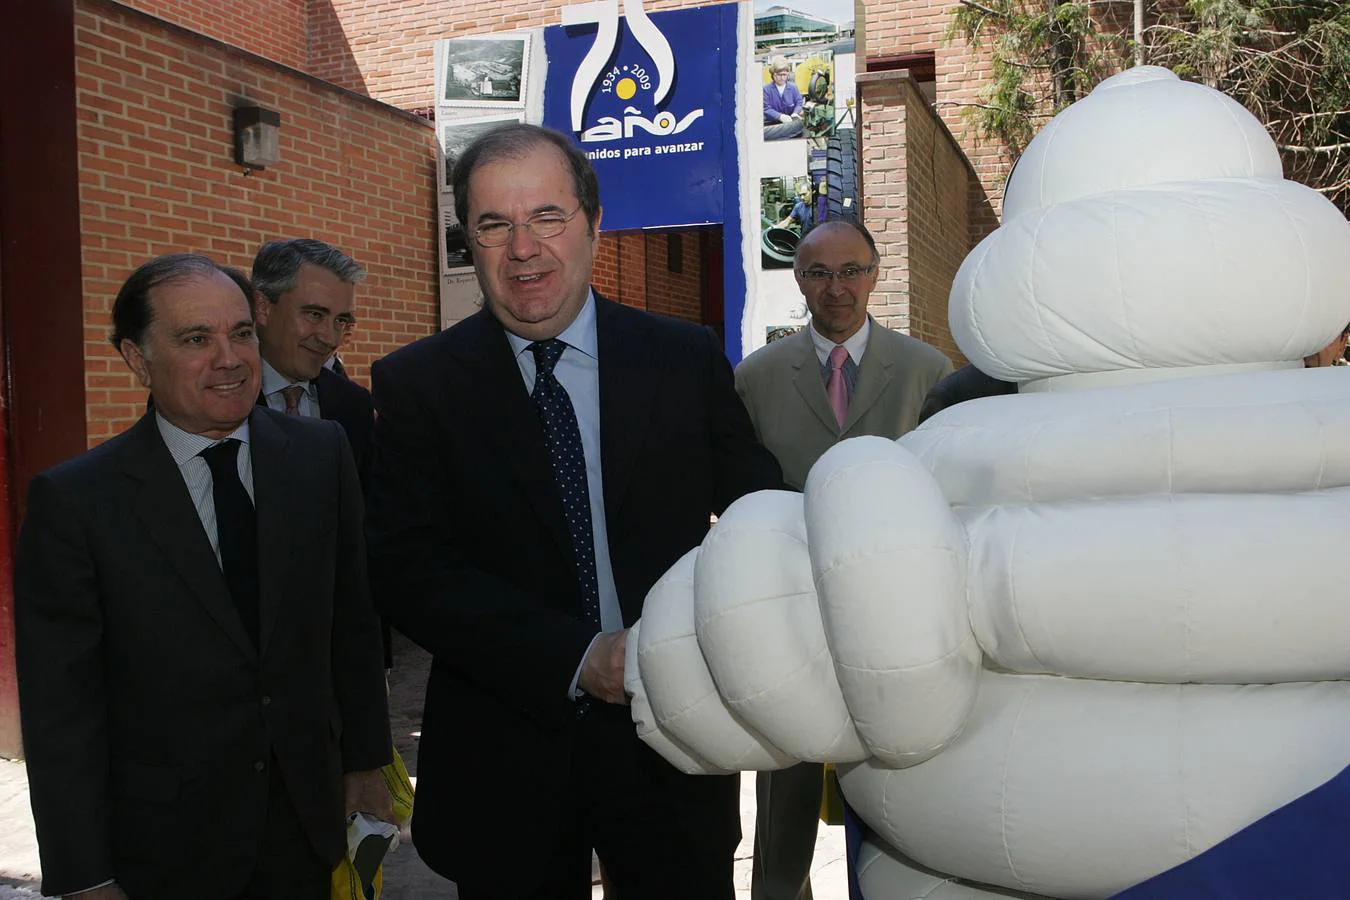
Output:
[503,293,623,697]
[260,358,320,418]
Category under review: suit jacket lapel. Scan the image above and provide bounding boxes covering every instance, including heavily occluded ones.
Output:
[460,310,574,559]
[125,414,258,662]
[596,296,657,522]
[843,321,895,433]
[250,409,294,656]
[789,331,841,434]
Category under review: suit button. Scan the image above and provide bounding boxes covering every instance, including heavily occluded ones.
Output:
[261,695,272,707]
[254,759,267,772]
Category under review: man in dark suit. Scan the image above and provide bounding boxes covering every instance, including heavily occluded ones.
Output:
[250,238,392,668]
[15,254,392,900]
[917,363,1018,424]
[365,124,783,899]
[251,238,374,480]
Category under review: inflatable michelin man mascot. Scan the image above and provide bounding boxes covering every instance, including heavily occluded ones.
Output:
[625,66,1350,898]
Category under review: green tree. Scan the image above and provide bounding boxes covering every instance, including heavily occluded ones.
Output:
[948,0,1350,210]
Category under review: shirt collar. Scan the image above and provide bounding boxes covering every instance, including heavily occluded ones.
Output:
[809,314,872,366]
[504,289,599,362]
[260,358,315,399]
[156,412,251,467]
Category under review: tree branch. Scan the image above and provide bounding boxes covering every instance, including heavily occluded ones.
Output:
[957,0,1008,19]
[1279,142,1350,154]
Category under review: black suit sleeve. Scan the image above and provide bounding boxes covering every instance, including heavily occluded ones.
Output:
[330,427,393,773]
[703,326,786,507]
[365,359,595,731]
[918,364,1018,425]
[15,473,114,895]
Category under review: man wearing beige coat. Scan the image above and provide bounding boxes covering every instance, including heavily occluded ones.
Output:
[735,219,952,899]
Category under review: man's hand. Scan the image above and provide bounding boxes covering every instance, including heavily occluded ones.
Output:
[344,768,395,824]
[64,885,129,900]
[578,629,629,705]
[778,113,793,124]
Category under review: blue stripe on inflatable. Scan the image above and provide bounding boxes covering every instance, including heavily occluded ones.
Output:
[1112,762,1350,898]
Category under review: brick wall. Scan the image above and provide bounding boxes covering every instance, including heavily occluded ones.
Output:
[115,0,308,70]
[858,73,912,334]
[903,79,968,364]
[76,0,438,445]
[859,69,968,365]
[866,0,1009,225]
[593,233,622,299]
[307,0,713,109]
[644,230,703,323]
[616,233,649,310]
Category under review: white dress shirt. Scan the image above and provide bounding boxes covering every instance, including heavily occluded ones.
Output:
[156,414,253,568]
[809,315,871,367]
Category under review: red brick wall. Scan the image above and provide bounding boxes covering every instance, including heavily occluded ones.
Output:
[593,233,622,299]
[616,233,649,310]
[866,0,1009,223]
[307,0,713,108]
[904,80,968,364]
[76,0,438,445]
[859,69,966,365]
[116,0,308,71]
[591,230,703,322]
[645,230,703,323]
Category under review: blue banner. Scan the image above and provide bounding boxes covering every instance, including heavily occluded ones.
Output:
[1111,762,1350,899]
[543,4,733,231]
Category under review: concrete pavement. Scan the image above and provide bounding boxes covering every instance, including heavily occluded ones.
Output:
[0,757,844,899]
[0,633,848,898]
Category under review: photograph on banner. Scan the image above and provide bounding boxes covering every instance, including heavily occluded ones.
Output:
[760,52,835,146]
[443,208,473,273]
[441,270,484,329]
[437,113,526,192]
[759,175,814,269]
[439,35,531,108]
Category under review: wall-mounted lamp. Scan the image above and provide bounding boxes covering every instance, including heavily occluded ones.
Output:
[233,105,281,172]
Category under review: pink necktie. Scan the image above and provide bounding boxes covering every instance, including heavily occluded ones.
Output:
[827,345,849,430]
[280,384,305,416]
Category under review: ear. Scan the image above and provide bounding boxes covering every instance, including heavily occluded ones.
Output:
[119,339,152,389]
[252,290,271,327]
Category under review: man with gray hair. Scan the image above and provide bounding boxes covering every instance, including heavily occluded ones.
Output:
[252,239,392,673]
[251,238,375,481]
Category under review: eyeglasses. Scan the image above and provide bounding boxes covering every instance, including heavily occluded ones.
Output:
[473,207,582,248]
[797,264,876,283]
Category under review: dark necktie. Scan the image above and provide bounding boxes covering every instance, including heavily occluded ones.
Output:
[200,439,260,645]
[528,339,601,627]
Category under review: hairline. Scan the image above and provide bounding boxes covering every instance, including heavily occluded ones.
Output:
[252,239,366,305]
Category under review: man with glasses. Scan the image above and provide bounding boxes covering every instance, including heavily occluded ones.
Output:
[764,56,804,141]
[734,219,952,900]
[364,123,782,899]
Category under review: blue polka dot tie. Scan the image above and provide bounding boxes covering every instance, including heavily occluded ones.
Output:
[529,339,601,627]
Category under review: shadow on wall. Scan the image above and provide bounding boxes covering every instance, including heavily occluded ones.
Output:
[968,177,999,248]
[306,0,371,96]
